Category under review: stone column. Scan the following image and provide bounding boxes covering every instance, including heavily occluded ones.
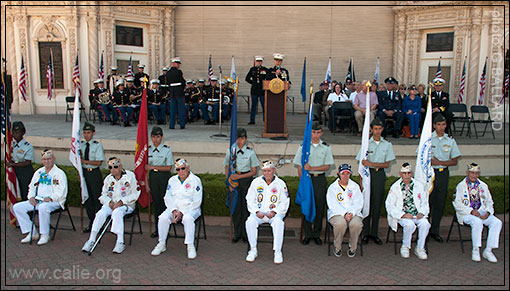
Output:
[405,27,420,86]
[87,10,99,108]
[149,22,162,78]
[99,6,114,71]
[394,13,406,82]
[163,8,172,67]
[466,7,483,108]
[452,23,469,101]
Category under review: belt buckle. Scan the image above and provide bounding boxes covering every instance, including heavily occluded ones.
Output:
[375,168,380,172]
[439,168,444,172]
[87,168,93,172]
[313,173,318,177]
[153,169,159,172]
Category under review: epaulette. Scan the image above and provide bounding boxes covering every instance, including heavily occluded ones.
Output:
[247,146,252,150]
[24,141,30,145]
[322,141,329,146]
[93,140,99,144]
[163,145,168,148]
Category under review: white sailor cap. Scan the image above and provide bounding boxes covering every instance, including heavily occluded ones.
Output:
[150,79,160,84]
[115,79,124,87]
[211,76,218,81]
[255,56,264,61]
[138,64,145,68]
[186,80,193,84]
[261,160,276,170]
[433,78,445,86]
[111,67,117,71]
[220,80,226,85]
[126,78,134,82]
[162,67,169,71]
[198,79,205,83]
[171,57,181,64]
[94,78,104,84]
[273,53,284,60]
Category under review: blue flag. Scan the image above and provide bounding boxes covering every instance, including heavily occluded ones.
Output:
[300,58,307,102]
[225,85,238,215]
[295,94,316,223]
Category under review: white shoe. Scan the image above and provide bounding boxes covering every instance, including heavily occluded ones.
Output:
[246,249,258,262]
[414,247,428,260]
[274,251,283,264]
[187,245,197,260]
[21,233,39,244]
[112,242,126,254]
[82,240,95,252]
[151,242,167,256]
[37,234,50,245]
[400,245,410,258]
[472,249,481,262]
[482,249,497,263]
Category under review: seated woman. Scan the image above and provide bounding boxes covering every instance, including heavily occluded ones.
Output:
[402,85,422,139]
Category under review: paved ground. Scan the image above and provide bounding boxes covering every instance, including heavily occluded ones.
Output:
[1,203,508,289]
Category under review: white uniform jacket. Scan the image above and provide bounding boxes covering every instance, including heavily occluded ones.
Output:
[28,165,68,209]
[385,178,429,232]
[99,170,140,209]
[164,172,203,216]
[326,178,364,221]
[246,175,290,216]
[453,178,494,225]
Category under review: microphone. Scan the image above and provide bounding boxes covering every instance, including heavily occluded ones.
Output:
[218,65,222,74]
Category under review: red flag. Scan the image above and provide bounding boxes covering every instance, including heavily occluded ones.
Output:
[134,88,149,208]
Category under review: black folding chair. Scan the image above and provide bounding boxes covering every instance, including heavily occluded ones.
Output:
[446,212,487,253]
[331,102,355,135]
[469,105,495,139]
[449,103,471,136]
[385,222,429,255]
[325,221,363,256]
[168,204,207,250]
[65,96,88,122]
[29,202,76,244]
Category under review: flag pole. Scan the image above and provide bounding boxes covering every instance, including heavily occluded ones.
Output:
[50,49,57,115]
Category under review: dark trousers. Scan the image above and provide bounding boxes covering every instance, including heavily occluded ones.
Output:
[169,97,186,129]
[83,168,103,227]
[232,177,253,239]
[149,170,171,232]
[363,169,386,238]
[377,111,404,133]
[304,174,328,239]
[14,165,34,201]
[249,94,265,123]
[429,168,449,236]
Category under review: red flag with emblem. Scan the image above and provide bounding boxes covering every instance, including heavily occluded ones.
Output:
[134,88,149,208]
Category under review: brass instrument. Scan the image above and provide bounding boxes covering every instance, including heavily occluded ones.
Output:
[224,76,236,90]
[97,92,111,105]
[129,92,142,103]
[222,95,230,105]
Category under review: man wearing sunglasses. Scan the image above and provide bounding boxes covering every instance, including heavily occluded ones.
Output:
[81,157,140,254]
[151,159,203,259]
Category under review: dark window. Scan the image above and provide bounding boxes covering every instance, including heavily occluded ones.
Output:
[38,42,64,89]
[116,59,140,76]
[116,25,143,47]
[426,32,454,52]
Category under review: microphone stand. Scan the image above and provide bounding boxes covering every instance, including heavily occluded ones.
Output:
[212,65,227,138]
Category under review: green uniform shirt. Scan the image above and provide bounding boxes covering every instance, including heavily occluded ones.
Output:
[293,140,335,175]
[80,139,105,169]
[431,132,461,169]
[223,144,259,173]
[356,137,395,166]
[12,138,34,163]
[148,144,173,167]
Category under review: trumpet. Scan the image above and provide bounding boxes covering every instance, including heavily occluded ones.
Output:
[97,92,111,105]
[224,76,236,90]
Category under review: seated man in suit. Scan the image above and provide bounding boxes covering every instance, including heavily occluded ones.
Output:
[313,82,330,125]
[377,77,404,138]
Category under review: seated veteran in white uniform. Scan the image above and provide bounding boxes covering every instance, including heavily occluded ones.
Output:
[326,164,364,258]
[13,149,68,245]
[82,157,140,254]
[385,162,430,260]
[151,159,203,260]
[453,163,502,263]
[245,160,290,264]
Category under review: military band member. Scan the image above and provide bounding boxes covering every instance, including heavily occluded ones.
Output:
[266,53,290,84]
[81,157,140,254]
[147,79,166,125]
[151,159,202,260]
[166,57,187,129]
[113,80,134,127]
[220,80,232,120]
[88,80,99,115]
[80,122,105,233]
[201,76,222,125]
[356,117,396,245]
[245,56,267,125]
[430,78,453,134]
[184,80,201,122]
[134,64,150,89]
[126,78,141,109]
[146,127,173,238]
[428,114,461,243]
[106,67,121,94]
[293,122,335,245]
[6,121,34,201]
[223,128,259,243]
[245,160,290,264]
[158,67,170,96]
[93,79,115,124]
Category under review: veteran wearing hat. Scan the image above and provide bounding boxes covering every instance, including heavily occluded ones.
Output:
[356,117,396,245]
[245,56,268,125]
[80,122,105,233]
[385,163,430,260]
[150,159,202,259]
[223,128,260,243]
[147,79,166,125]
[376,77,404,138]
[326,164,364,258]
[112,80,133,127]
[453,163,502,263]
[13,150,68,245]
[166,57,187,129]
[134,64,150,89]
[428,114,461,243]
[146,126,173,238]
[430,77,453,134]
[81,157,140,254]
[245,160,290,264]
[6,121,34,201]
[293,122,335,245]
[266,53,290,83]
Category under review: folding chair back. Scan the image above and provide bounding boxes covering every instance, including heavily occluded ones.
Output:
[325,221,363,256]
[449,103,470,135]
[168,203,207,250]
[469,105,495,139]
[29,202,76,244]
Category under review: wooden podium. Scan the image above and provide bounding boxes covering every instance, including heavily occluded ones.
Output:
[262,80,289,138]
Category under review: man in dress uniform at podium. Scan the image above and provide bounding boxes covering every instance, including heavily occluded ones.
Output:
[245,56,268,125]
[266,53,290,83]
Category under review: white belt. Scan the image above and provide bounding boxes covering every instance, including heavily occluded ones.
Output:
[170,83,182,87]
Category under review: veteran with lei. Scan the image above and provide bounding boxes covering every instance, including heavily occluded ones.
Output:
[453,163,501,263]
[81,157,140,254]
[245,160,290,264]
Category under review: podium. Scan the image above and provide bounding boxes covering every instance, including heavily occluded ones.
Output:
[262,80,289,138]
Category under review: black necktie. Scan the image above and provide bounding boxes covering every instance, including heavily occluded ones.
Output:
[84,142,90,160]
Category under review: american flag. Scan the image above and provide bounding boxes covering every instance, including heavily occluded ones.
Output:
[126,55,134,78]
[478,59,487,105]
[2,71,20,227]
[208,55,213,82]
[435,59,442,79]
[73,54,81,96]
[458,59,466,104]
[98,51,104,80]
[46,50,54,100]
[18,55,27,102]
[498,73,509,105]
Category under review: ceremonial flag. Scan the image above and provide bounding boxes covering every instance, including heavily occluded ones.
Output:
[358,82,371,218]
[126,55,134,79]
[373,57,380,84]
[478,59,487,105]
[98,51,104,80]
[225,78,239,215]
[300,57,307,102]
[69,86,89,204]
[415,94,435,195]
[2,70,20,227]
[19,55,27,102]
[346,58,355,82]
[134,88,149,208]
[295,82,316,223]
[435,58,442,79]
[325,58,332,89]
[230,56,236,80]
[46,50,54,100]
[208,55,213,83]
[72,54,81,96]
[458,59,466,104]
[498,73,509,105]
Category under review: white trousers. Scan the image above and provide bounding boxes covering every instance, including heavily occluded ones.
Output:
[90,204,133,240]
[398,218,430,249]
[13,201,61,235]
[462,214,502,249]
[245,213,285,252]
[158,209,201,245]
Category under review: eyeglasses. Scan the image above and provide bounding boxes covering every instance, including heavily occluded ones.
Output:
[108,165,120,169]
[176,167,186,172]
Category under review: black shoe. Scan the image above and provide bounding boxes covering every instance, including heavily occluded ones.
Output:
[206,120,214,125]
[373,236,383,245]
[150,231,158,238]
[248,122,255,125]
[83,226,91,233]
[232,237,240,243]
[430,233,444,243]
[314,238,323,245]
[362,236,370,244]
[302,238,311,245]
[242,237,248,243]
